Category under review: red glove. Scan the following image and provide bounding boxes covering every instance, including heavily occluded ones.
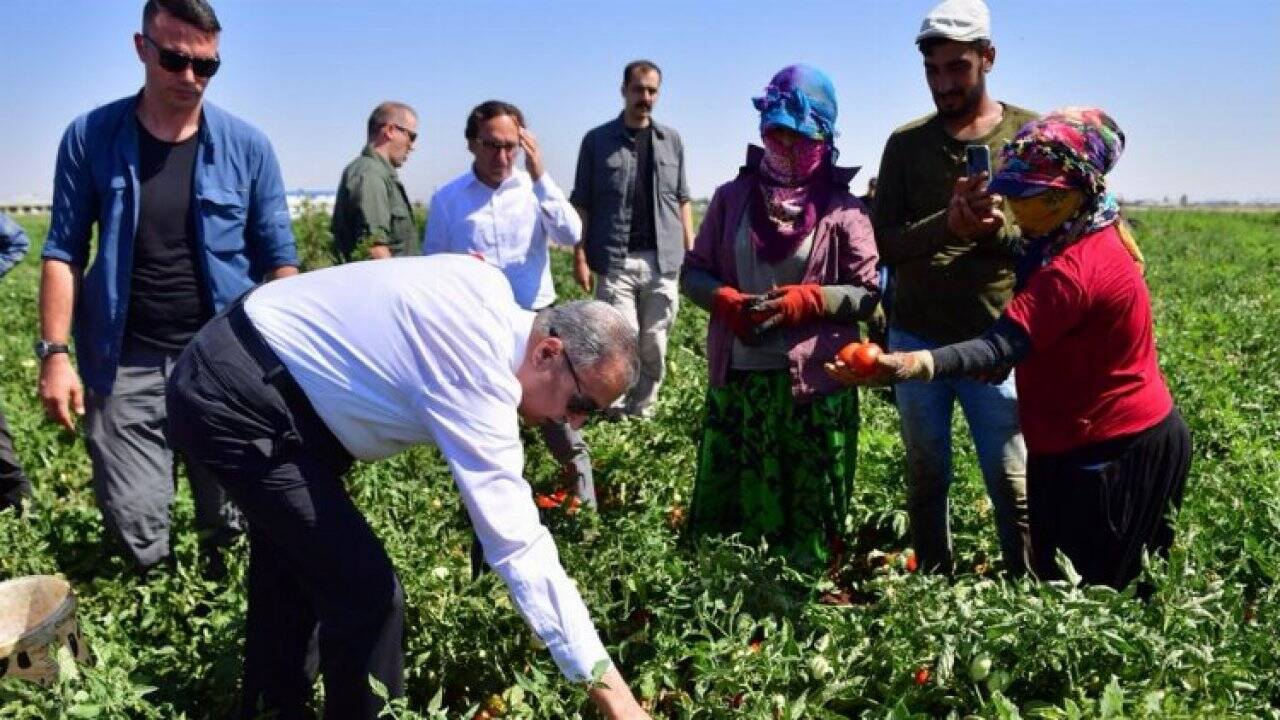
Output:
[712,286,766,342]
[754,284,825,330]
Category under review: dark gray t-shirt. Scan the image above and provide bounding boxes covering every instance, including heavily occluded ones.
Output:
[126,120,209,352]
[626,125,657,252]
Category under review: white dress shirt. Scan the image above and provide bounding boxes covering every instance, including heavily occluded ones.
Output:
[423,168,581,310]
[243,254,609,681]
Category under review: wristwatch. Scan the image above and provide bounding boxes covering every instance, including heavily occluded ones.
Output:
[33,339,70,360]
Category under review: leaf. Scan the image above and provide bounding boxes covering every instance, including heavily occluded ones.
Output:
[591,659,611,685]
[1056,550,1083,588]
[1100,676,1125,718]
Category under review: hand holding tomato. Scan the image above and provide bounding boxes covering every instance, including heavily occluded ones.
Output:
[824,344,935,386]
[836,341,881,375]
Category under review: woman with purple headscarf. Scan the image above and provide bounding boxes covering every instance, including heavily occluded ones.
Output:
[829,108,1190,590]
[681,65,880,575]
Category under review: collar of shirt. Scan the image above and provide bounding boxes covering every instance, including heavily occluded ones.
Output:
[361,143,399,177]
[510,308,534,375]
[610,112,666,141]
[469,167,528,194]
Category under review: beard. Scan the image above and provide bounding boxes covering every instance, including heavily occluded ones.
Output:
[933,77,985,119]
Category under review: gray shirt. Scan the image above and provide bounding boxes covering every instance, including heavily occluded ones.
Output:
[571,114,690,276]
[731,213,813,370]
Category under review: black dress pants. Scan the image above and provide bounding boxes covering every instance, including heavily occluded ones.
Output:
[166,299,404,719]
[1027,408,1191,590]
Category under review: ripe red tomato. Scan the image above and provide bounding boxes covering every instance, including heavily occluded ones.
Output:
[837,342,882,376]
[904,550,918,573]
[534,494,560,509]
[914,666,930,686]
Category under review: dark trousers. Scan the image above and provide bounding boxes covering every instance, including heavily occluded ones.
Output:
[166,300,404,719]
[0,403,32,513]
[1027,408,1191,590]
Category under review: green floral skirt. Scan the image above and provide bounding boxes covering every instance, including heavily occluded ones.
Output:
[688,369,859,573]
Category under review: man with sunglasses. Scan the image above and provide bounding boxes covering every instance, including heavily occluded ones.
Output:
[39,0,298,578]
[424,100,598,509]
[166,253,650,719]
[331,101,420,261]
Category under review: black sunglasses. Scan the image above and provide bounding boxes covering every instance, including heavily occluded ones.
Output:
[548,328,601,417]
[388,123,418,143]
[142,33,220,78]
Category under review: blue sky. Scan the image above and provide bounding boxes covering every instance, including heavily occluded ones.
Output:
[2,1,1277,204]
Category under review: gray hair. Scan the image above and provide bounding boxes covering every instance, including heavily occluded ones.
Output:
[367,101,417,141]
[533,300,638,390]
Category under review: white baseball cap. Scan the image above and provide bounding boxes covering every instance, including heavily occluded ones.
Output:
[916,0,991,43]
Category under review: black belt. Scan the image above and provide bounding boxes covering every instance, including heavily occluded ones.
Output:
[226,301,314,419]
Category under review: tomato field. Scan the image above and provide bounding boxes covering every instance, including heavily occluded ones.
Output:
[1,210,1277,718]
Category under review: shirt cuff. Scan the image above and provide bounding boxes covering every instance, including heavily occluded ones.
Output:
[40,245,78,265]
[545,628,612,682]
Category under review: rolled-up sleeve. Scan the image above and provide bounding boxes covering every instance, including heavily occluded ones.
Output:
[43,119,96,267]
[248,138,298,273]
[674,133,691,204]
[0,213,30,278]
[416,390,610,681]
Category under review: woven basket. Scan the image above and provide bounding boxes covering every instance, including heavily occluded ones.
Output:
[0,575,92,685]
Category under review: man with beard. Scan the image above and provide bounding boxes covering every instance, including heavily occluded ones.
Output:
[572,60,694,419]
[872,0,1035,577]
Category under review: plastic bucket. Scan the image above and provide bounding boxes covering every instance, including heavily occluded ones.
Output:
[0,575,92,685]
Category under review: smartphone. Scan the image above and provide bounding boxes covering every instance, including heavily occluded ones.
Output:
[965,144,991,181]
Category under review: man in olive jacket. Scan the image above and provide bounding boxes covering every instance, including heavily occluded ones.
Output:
[331,101,419,261]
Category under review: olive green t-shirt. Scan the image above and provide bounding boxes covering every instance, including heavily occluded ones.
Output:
[873,104,1038,344]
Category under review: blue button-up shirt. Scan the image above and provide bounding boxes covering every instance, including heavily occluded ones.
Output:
[43,94,298,395]
[0,212,30,279]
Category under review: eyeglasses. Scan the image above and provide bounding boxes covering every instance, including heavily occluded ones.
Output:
[475,138,519,153]
[142,33,220,78]
[388,123,418,143]
[548,328,601,417]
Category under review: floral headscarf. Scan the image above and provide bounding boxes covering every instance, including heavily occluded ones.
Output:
[988,107,1142,287]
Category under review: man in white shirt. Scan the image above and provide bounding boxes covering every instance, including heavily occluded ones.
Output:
[424,100,596,509]
[165,254,650,720]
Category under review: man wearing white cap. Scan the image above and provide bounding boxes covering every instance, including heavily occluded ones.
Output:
[871,0,1036,576]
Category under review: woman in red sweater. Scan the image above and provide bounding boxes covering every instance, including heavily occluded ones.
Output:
[829,108,1190,589]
